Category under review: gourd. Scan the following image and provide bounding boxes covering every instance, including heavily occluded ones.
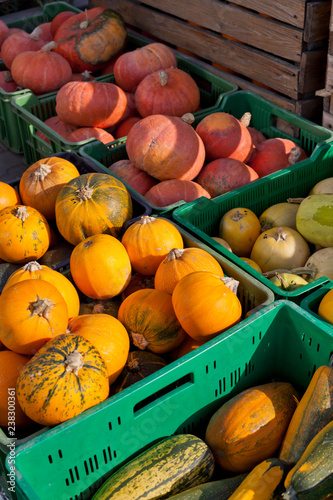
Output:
[205,381,298,473]
[296,194,333,247]
[268,272,309,291]
[282,420,333,500]
[92,434,214,500]
[154,247,224,294]
[240,257,263,273]
[145,179,211,207]
[0,279,68,355]
[115,116,141,139]
[16,333,109,426]
[1,28,45,69]
[248,138,307,177]
[50,11,76,38]
[55,172,133,246]
[279,355,333,465]
[19,156,80,220]
[0,205,51,264]
[0,181,20,210]
[37,116,78,144]
[309,177,333,195]
[70,233,132,300]
[121,216,184,275]
[259,202,299,231]
[0,71,18,92]
[67,127,115,144]
[304,247,333,281]
[318,288,333,324]
[114,42,177,92]
[172,271,242,341]
[171,335,206,361]
[196,158,259,198]
[67,313,130,384]
[118,288,186,354]
[135,68,200,117]
[126,113,206,181]
[11,42,73,95]
[219,207,261,257]
[54,7,127,73]
[108,159,158,196]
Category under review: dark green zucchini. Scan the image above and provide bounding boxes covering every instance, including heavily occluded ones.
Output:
[165,473,247,499]
[92,434,215,499]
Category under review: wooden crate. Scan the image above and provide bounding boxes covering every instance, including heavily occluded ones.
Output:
[317,0,333,129]
[90,0,331,123]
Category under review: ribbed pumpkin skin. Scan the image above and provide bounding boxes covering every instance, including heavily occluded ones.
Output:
[0,205,51,264]
[0,279,68,355]
[11,48,73,95]
[70,234,132,300]
[16,333,109,426]
[135,68,200,118]
[19,156,80,220]
[144,179,211,207]
[108,159,158,196]
[92,434,214,500]
[1,31,45,70]
[205,382,298,473]
[55,173,133,246]
[121,216,184,275]
[114,42,177,92]
[195,112,253,162]
[0,181,21,210]
[2,261,80,319]
[279,359,333,465]
[67,313,130,383]
[67,127,115,144]
[172,271,242,341]
[56,81,127,128]
[54,7,127,73]
[118,288,186,354]
[126,115,206,181]
[155,247,224,294]
[36,116,78,144]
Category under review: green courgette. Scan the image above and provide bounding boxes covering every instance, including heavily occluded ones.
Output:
[165,473,247,499]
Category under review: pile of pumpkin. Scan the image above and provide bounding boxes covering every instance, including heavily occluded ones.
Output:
[0,155,243,433]
[90,354,333,499]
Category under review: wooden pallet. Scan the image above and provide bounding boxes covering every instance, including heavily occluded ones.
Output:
[90,0,331,123]
[317,0,333,129]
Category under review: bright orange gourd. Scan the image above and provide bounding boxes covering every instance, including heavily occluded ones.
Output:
[16,333,109,426]
[67,127,115,144]
[219,207,261,257]
[0,279,68,355]
[19,156,80,220]
[1,28,45,70]
[108,159,158,196]
[121,216,184,275]
[144,179,211,207]
[0,181,21,210]
[318,288,333,324]
[172,271,242,341]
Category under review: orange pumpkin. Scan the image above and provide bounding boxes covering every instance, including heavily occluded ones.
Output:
[144,179,211,207]
[108,159,158,196]
[55,172,133,246]
[0,19,9,49]
[219,207,261,257]
[1,28,45,70]
[66,127,115,144]
[115,116,141,139]
[70,233,132,300]
[0,181,21,210]
[121,216,184,275]
[155,247,224,294]
[171,334,206,361]
[172,271,242,341]
[36,115,78,144]
[67,313,130,383]
[16,333,109,426]
[50,11,76,38]
[0,70,18,92]
[0,205,51,264]
[19,156,80,220]
[0,279,68,355]
[3,261,80,319]
[118,288,186,354]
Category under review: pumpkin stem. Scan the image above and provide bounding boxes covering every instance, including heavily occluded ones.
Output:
[167,248,184,261]
[288,147,302,165]
[287,197,304,204]
[76,185,94,201]
[92,303,105,314]
[30,26,42,40]
[158,70,169,86]
[231,209,243,222]
[41,41,57,52]
[131,331,150,350]
[22,261,43,272]
[81,70,92,81]
[274,227,287,242]
[29,296,54,320]
[127,358,140,372]
[79,9,89,30]
[181,113,195,125]
[4,71,14,83]
[34,164,52,181]
[221,277,239,295]
[281,486,298,500]
[239,112,251,128]
[15,206,30,222]
[139,215,156,225]
[64,350,84,376]
[265,271,290,289]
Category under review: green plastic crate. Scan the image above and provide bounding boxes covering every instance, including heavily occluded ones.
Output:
[0,222,273,500]
[300,280,333,327]
[6,298,333,500]
[0,2,82,153]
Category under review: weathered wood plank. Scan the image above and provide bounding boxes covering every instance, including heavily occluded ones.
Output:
[322,110,333,128]
[303,1,331,42]
[224,0,306,28]
[299,49,328,94]
[97,0,300,98]
[324,53,333,90]
[129,0,303,62]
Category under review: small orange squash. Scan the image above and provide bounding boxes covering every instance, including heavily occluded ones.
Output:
[219,207,261,257]
[0,279,68,355]
[172,271,242,341]
[205,381,299,473]
[121,216,184,275]
[318,288,333,325]
[118,288,186,354]
[67,313,130,384]
[154,247,224,294]
[0,181,21,210]
[144,179,211,207]
[16,333,109,426]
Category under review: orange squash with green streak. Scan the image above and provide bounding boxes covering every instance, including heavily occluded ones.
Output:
[55,172,133,246]
[205,381,298,473]
[118,288,186,354]
[16,333,109,426]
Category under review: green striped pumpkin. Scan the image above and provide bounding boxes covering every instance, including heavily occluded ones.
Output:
[92,434,215,499]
